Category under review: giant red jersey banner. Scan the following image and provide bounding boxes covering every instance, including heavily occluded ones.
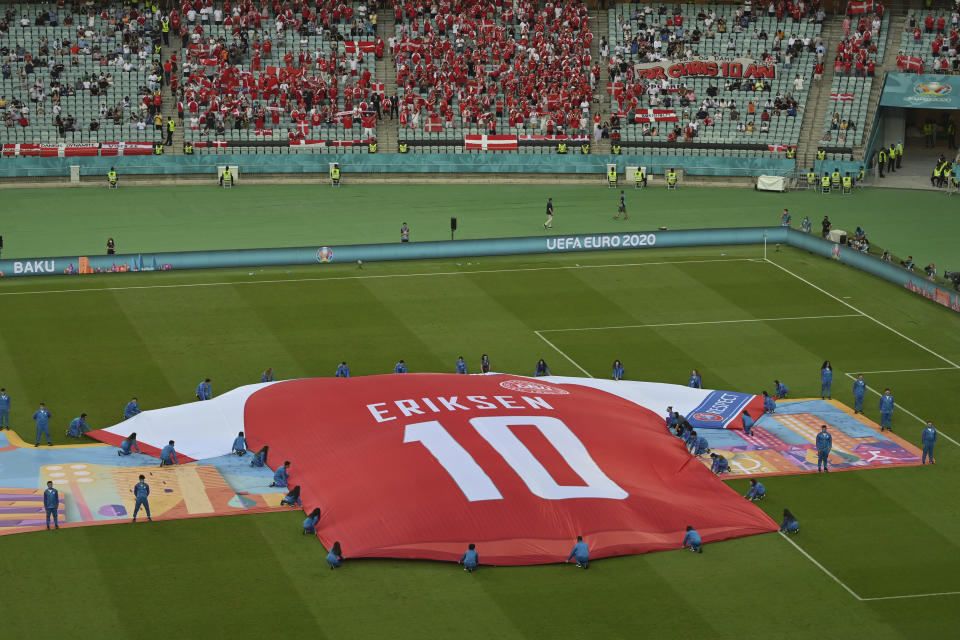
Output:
[88,374,776,565]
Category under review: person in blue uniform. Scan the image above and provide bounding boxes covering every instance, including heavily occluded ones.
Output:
[43,480,59,530]
[879,388,895,431]
[710,453,729,474]
[261,368,274,383]
[820,361,833,399]
[0,387,10,429]
[132,474,151,522]
[688,369,702,388]
[456,356,468,374]
[250,445,269,467]
[774,380,789,399]
[271,460,291,487]
[689,431,710,457]
[741,410,755,436]
[232,431,247,455]
[744,479,765,500]
[780,509,799,533]
[665,406,677,429]
[66,413,91,438]
[815,425,832,473]
[34,402,52,447]
[160,440,179,466]
[852,374,866,413]
[118,432,140,456]
[459,543,479,572]
[480,354,491,373]
[534,359,551,376]
[123,397,141,420]
[921,422,937,465]
[612,360,624,380]
[281,485,301,507]
[567,535,590,568]
[196,378,212,401]
[326,541,343,569]
[762,390,776,414]
[394,360,407,374]
[302,508,321,535]
[682,526,702,553]
[335,362,350,378]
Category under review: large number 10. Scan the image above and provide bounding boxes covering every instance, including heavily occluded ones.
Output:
[403,416,628,502]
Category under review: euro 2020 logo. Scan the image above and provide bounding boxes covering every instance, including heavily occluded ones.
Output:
[316,247,334,263]
[913,82,951,97]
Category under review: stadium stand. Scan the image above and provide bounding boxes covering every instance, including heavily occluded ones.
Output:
[897,8,960,74]
[392,0,596,154]
[0,2,384,156]
[602,2,825,161]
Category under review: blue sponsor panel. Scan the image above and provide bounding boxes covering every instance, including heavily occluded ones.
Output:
[686,390,754,430]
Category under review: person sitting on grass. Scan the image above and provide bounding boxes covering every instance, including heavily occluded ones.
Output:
[612,359,625,381]
[66,413,91,438]
[688,430,710,457]
[744,479,766,501]
[326,541,343,569]
[710,453,729,474]
[270,460,291,487]
[459,543,479,572]
[567,535,590,569]
[682,525,703,553]
[231,431,247,455]
[123,397,141,420]
[250,445,269,467]
[281,485,302,507]
[118,432,141,456]
[534,359,551,377]
[774,379,789,399]
[302,508,321,535]
[780,508,799,534]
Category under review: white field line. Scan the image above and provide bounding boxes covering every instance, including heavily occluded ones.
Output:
[850,367,960,375]
[538,314,862,333]
[0,258,759,298]
[764,259,960,369]
[842,373,960,448]
[533,330,594,378]
[779,532,960,601]
[778,532,863,600]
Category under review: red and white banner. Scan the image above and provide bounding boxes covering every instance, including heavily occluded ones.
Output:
[464,134,518,151]
[518,134,591,142]
[254,128,274,136]
[633,109,679,123]
[634,56,776,81]
[87,374,775,565]
[847,0,875,15]
[424,115,443,132]
[767,144,789,152]
[370,82,385,96]
[2,143,41,157]
[344,41,377,54]
[100,142,154,156]
[829,93,854,102]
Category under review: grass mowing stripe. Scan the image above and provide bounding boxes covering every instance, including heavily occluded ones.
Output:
[0,258,757,297]
[537,313,863,332]
[765,258,960,369]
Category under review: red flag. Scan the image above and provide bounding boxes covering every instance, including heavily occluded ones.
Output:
[847,0,874,14]
[767,144,788,152]
[464,135,518,151]
[897,55,923,72]
[424,115,443,132]
[829,93,854,102]
[370,82,385,95]
[254,128,274,135]
[344,41,377,54]
[291,140,325,146]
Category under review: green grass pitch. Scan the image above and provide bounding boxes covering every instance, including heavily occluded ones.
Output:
[1,185,959,639]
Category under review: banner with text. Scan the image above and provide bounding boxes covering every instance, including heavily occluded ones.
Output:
[633,56,776,81]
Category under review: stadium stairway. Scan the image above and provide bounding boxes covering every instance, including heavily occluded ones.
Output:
[797,17,841,172]
[854,13,905,165]
[376,12,399,153]
[591,8,611,155]
[162,37,183,155]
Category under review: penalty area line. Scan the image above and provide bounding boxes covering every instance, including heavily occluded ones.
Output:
[780,532,960,601]
[0,258,757,297]
[533,330,593,378]
[537,313,862,333]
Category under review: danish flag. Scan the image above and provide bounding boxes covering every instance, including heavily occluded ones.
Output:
[464,135,518,150]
